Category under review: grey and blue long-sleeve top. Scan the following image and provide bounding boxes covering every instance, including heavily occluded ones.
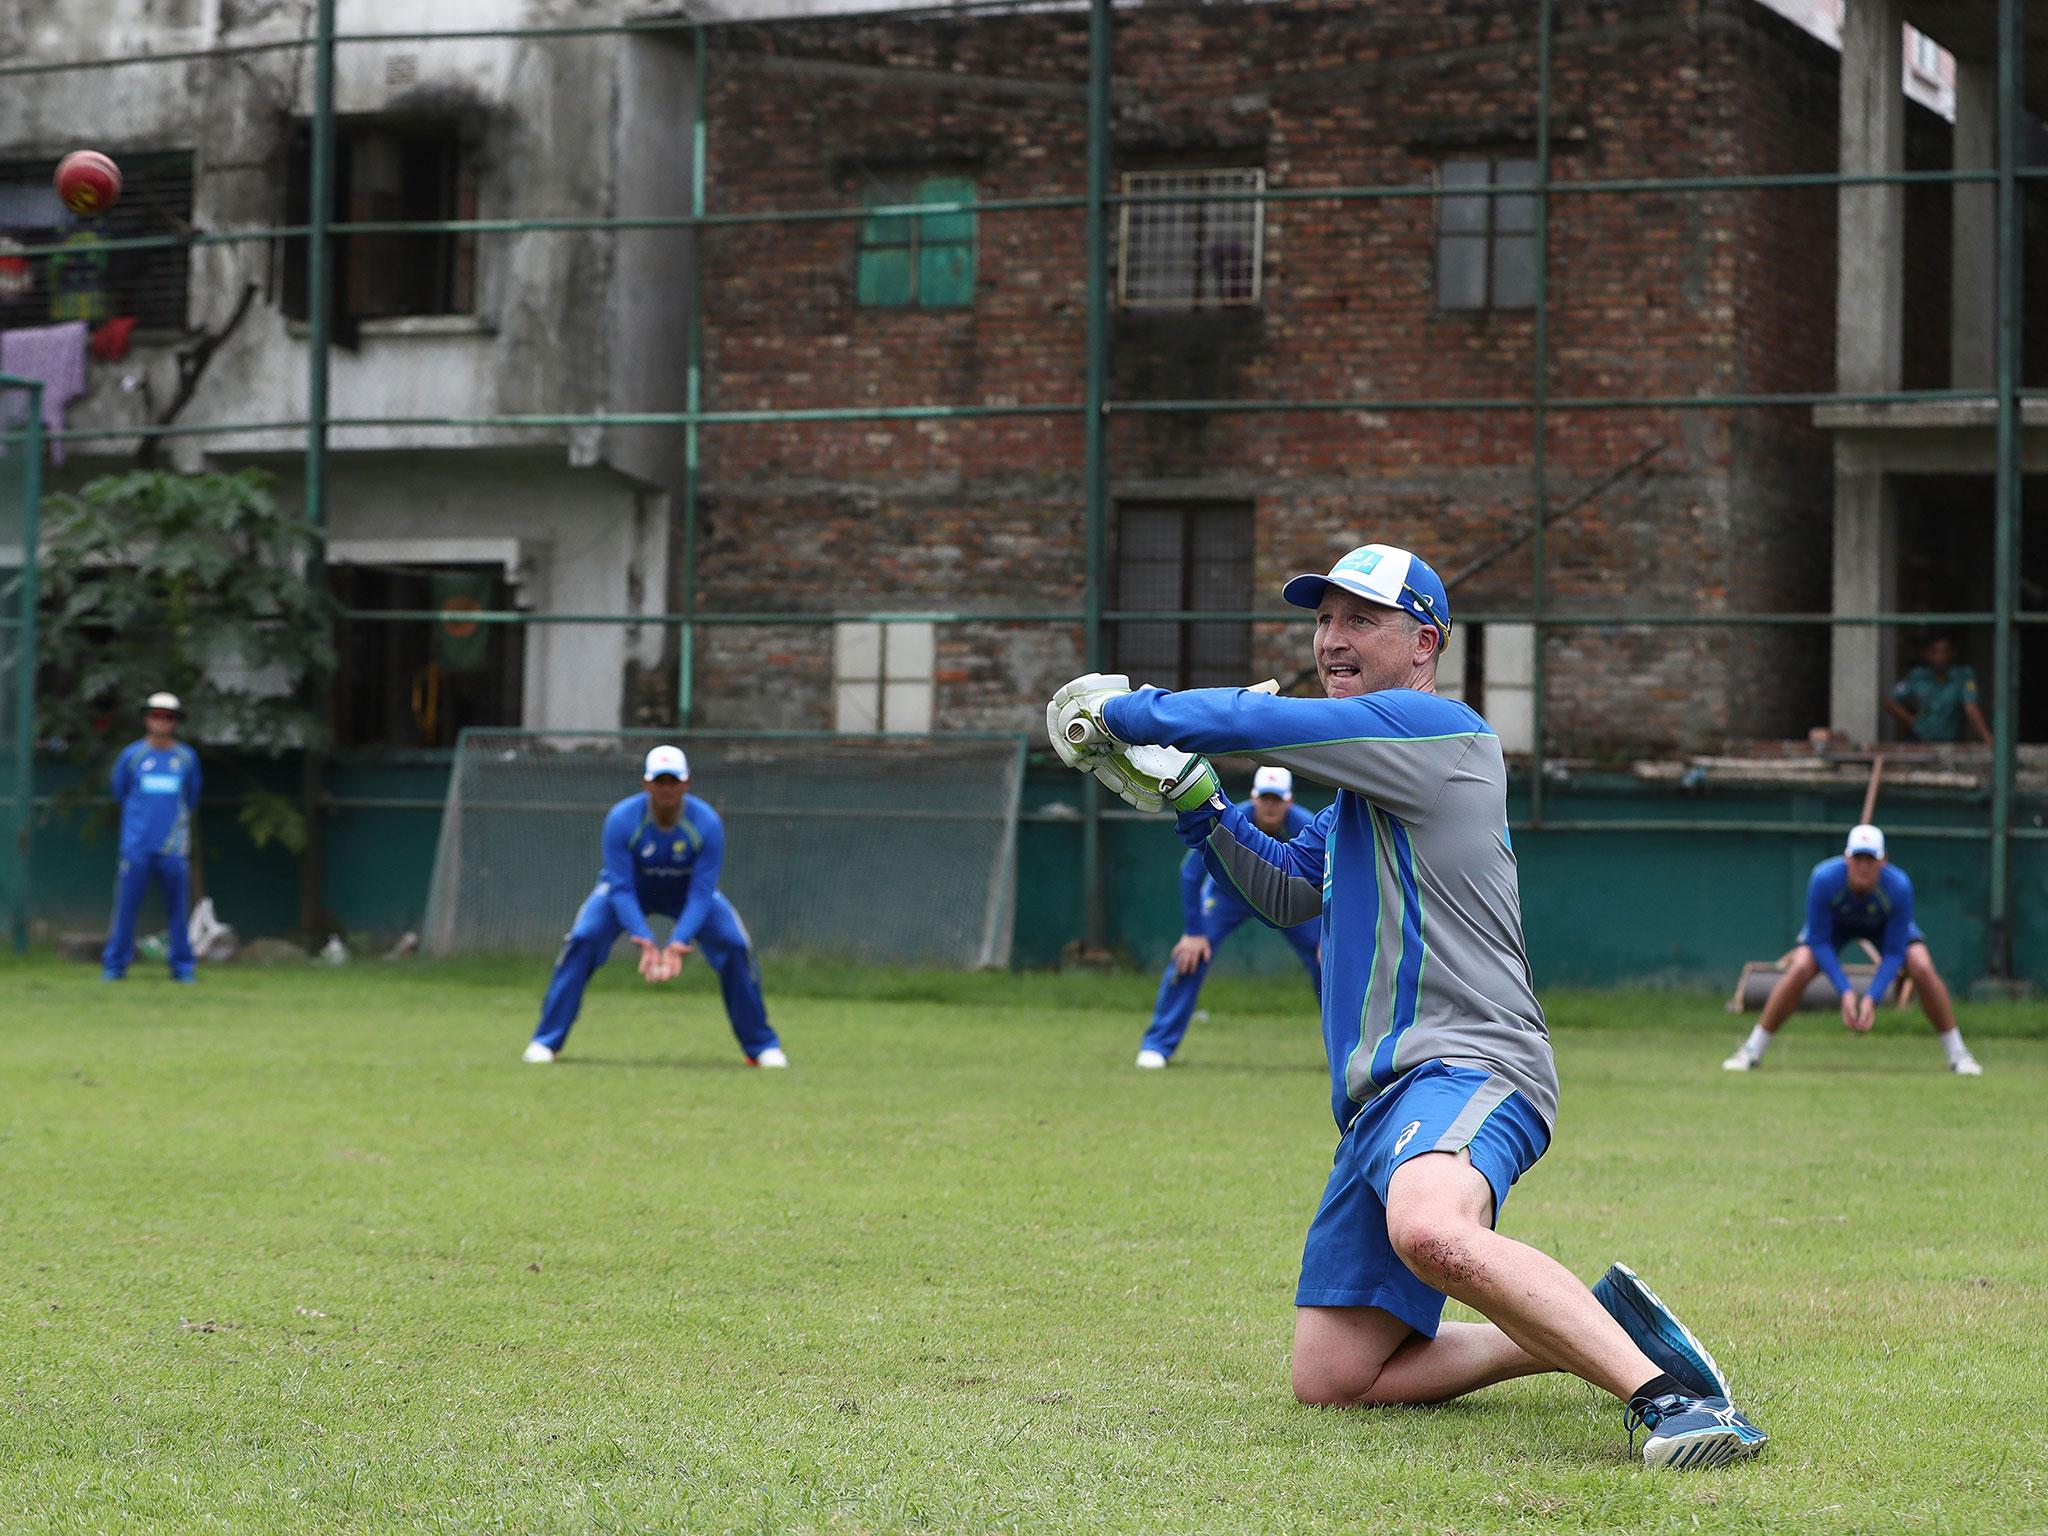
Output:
[1103,685,1558,1134]
[1179,796,1317,932]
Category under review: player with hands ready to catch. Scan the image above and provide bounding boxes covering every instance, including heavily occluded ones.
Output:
[522,745,786,1068]
[1045,543,1767,1470]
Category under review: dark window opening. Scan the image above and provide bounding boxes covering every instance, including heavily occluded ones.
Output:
[1436,156,1538,312]
[1113,503,1253,690]
[283,119,477,332]
[0,151,194,332]
[330,563,521,749]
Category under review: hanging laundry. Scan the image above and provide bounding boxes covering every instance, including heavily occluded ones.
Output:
[0,319,89,464]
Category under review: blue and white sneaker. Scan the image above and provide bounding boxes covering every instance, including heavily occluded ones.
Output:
[1627,1392,1767,1470]
[1593,1262,1733,1402]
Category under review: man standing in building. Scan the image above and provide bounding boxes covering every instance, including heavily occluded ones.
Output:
[102,692,200,983]
[1137,764,1321,1069]
[523,745,786,1068]
[1723,823,1981,1076]
[1884,634,1993,744]
[1049,543,1767,1469]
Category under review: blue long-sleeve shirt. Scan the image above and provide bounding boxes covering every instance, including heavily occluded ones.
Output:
[1104,684,1556,1134]
[1179,797,1317,932]
[594,792,727,945]
[110,738,200,858]
[1802,857,1916,1000]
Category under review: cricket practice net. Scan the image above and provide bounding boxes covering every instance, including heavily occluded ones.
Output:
[423,730,1026,967]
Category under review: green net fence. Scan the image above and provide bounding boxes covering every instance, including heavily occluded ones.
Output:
[424,730,1027,966]
[0,377,41,951]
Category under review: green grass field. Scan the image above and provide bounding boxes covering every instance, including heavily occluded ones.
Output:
[3,953,2044,1535]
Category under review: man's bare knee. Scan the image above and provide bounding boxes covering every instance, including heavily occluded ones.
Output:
[1292,1358,1376,1408]
[1787,948,1820,982]
[1387,1211,1482,1295]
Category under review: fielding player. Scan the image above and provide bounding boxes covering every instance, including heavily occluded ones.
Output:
[1724,823,1980,1075]
[1138,764,1321,1069]
[522,745,786,1068]
[1049,544,1766,1469]
[101,692,200,983]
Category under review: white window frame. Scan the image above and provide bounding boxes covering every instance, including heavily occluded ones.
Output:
[1117,168,1265,310]
[833,620,935,734]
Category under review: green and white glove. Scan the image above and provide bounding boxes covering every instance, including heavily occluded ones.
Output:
[1046,672,1133,769]
[1091,745,1223,815]
[1161,755,1223,814]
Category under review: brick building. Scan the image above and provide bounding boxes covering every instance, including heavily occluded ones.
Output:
[681,0,1934,759]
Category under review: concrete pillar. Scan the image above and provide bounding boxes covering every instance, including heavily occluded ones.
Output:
[1830,466,1899,742]
[1951,55,1997,389]
[1837,0,1906,393]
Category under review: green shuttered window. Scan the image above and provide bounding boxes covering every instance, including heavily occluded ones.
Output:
[857,177,976,309]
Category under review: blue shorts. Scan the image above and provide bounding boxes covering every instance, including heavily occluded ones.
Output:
[1295,1061,1550,1338]
[1797,924,1925,950]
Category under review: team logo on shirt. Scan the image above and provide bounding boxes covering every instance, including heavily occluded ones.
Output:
[641,842,656,858]
[673,840,685,856]
[1393,1120,1422,1155]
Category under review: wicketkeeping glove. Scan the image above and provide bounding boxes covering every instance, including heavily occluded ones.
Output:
[1046,672,1133,769]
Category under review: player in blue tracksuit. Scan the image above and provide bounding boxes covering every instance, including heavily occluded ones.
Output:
[1051,543,1766,1469]
[101,692,200,982]
[524,744,784,1067]
[1723,822,1980,1074]
[1138,765,1321,1068]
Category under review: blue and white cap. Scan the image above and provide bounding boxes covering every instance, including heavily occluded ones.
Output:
[643,744,690,780]
[1845,823,1885,859]
[1251,765,1294,799]
[1281,543,1452,642]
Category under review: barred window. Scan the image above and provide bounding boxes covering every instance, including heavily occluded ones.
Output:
[1117,169,1263,310]
[0,152,193,332]
[1114,504,1253,690]
[1436,157,1539,312]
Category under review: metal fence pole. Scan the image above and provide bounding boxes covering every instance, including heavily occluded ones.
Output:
[8,382,43,953]
[1081,0,1112,951]
[678,24,707,728]
[299,0,337,940]
[1529,0,1555,826]
[1987,0,2024,976]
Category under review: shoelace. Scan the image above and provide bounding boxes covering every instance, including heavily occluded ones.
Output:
[1622,1393,1692,1454]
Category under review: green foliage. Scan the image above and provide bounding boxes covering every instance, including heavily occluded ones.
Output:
[36,469,336,843]
[1,959,2043,1534]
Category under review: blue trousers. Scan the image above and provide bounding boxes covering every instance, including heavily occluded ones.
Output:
[532,887,778,1059]
[1142,900,1321,1058]
[102,853,194,980]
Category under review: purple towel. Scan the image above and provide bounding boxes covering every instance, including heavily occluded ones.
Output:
[1,320,89,464]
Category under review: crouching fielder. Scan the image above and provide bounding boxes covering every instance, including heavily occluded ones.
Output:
[524,745,786,1068]
[1049,543,1766,1469]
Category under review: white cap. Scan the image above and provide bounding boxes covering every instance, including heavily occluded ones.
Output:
[1252,765,1294,799]
[144,691,181,713]
[643,744,689,780]
[1845,823,1886,859]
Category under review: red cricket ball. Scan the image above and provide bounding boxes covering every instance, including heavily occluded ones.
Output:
[55,150,122,216]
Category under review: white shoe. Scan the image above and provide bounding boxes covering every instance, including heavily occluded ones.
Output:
[1135,1048,1168,1069]
[1950,1052,1983,1076]
[522,1042,556,1064]
[1720,1051,1756,1072]
[752,1046,789,1068]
